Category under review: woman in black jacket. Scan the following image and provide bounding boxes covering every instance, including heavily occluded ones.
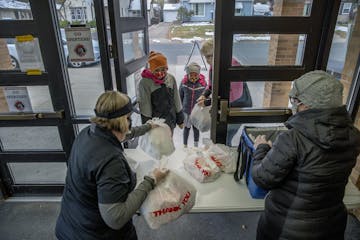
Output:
[252,71,360,240]
[55,91,168,240]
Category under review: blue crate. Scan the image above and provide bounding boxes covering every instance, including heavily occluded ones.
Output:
[235,126,287,199]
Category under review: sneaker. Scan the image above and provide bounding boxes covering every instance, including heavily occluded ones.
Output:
[184,144,188,148]
[194,142,199,147]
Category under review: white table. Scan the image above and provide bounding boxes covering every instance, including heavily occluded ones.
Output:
[125,148,360,212]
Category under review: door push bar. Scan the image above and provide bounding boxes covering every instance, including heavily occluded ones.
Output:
[0,110,64,120]
[218,99,292,122]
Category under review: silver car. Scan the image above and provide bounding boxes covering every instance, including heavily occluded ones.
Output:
[7,28,100,69]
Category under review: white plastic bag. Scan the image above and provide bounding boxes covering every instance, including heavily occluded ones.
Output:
[206,143,238,173]
[138,118,175,159]
[183,151,221,183]
[141,170,197,229]
[190,105,211,132]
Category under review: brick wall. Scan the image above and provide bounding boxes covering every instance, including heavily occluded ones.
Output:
[351,106,360,189]
[341,7,360,103]
[263,0,305,107]
[0,39,11,70]
[0,39,11,112]
[344,6,360,190]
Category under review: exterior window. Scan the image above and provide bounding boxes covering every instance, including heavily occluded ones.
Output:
[192,3,205,16]
[70,7,87,21]
[342,3,352,15]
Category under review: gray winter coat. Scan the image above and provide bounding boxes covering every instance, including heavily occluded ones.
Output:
[252,106,360,240]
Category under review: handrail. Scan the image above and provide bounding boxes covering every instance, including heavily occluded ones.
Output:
[0,110,64,120]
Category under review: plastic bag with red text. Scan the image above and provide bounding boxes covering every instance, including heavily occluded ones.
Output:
[140,170,197,229]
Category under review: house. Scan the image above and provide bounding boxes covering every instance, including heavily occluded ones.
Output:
[57,0,95,24]
[234,0,253,16]
[337,1,355,23]
[181,0,215,22]
[253,2,271,16]
[0,0,32,20]
[163,3,181,23]
[180,0,253,22]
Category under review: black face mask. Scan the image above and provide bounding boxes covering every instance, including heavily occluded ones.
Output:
[127,116,132,129]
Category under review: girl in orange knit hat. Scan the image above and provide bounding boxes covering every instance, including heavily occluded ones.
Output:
[138,51,184,132]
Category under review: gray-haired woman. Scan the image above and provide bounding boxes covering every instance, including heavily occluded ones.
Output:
[252,71,360,240]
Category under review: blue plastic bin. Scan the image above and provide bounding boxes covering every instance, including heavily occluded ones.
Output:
[234,126,287,199]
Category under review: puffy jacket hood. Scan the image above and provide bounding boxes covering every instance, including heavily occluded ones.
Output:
[285,106,360,150]
[181,73,206,86]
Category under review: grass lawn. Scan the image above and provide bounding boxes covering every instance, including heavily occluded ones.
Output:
[170,24,214,39]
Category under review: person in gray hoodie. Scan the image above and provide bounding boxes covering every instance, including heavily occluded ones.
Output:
[138,51,184,132]
[251,70,360,240]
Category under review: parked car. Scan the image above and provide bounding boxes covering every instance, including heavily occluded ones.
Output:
[7,28,100,69]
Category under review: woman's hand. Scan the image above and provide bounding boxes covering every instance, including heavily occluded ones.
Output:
[150,123,159,129]
[197,95,206,107]
[151,168,169,184]
[197,100,205,107]
[254,135,272,149]
[197,95,206,102]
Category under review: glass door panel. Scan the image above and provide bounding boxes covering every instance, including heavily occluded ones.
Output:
[0,126,63,151]
[8,162,66,184]
[55,1,105,116]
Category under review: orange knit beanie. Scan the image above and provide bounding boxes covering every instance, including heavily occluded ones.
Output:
[148,51,168,72]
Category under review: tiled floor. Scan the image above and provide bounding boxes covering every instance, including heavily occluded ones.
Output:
[0,201,359,240]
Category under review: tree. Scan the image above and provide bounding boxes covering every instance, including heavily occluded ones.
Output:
[177,6,193,23]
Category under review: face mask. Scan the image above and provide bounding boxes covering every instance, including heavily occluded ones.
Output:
[291,103,298,115]
[154,71,166,80]
[189,74,199,82]
[291,102,302,115]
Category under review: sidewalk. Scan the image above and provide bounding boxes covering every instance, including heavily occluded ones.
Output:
[149,22,172,43]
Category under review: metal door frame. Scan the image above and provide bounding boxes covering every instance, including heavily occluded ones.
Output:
[108,0,149,93]
[212,0,343,143]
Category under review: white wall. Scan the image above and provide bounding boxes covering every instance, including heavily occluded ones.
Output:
[163,11,177,22]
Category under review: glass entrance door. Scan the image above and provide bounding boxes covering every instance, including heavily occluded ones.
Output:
[212,0,343,145]
[0,0,116,197]
[0,0,76,197]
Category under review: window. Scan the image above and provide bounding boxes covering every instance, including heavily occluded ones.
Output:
[70,7,87,21]
[342,3,352,15]
[235,2,244,16]
[192,3,205,17]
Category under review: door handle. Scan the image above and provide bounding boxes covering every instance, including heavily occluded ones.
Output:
[0,110,64,120]
[219,99,228,122]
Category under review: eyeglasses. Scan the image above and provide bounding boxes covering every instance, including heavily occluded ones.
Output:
[289,97,301,105]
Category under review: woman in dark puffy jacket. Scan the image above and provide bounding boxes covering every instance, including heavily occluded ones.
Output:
[252,70,360,240]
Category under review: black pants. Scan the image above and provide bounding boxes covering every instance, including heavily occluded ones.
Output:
[183,126,199,145]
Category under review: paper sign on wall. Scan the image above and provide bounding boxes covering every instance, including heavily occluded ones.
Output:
[4,87,33,112]
[65,27,95,62]
[15,35,45,72]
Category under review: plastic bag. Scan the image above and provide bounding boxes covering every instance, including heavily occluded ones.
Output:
[206,143,238,173]
[138,118,175,160]
[140,170,197,229]
[183,151,221,183]
[190,105,211,132]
